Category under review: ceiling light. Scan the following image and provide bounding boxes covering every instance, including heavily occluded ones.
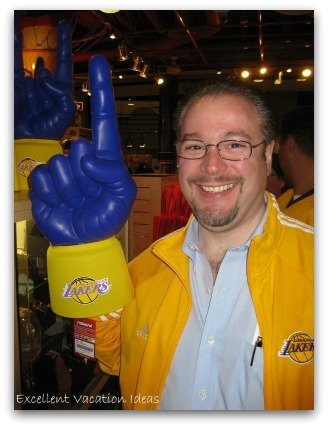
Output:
[140,63,150,78]
[155,77,164,85]
[254,79,263,83]
[286,68,292,73]
[81,82,89,93]
[217,70,222,75]
[109,33,116,40]
[274,71,283,85]
[131,55,142,72]
[240,70,250,79]
[118,75,123,79]
[101,10,120,14]
[259,67,267,75]
[302,68,312,77]
[118,43,129,61]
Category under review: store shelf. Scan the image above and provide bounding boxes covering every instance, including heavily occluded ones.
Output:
[128,174,179,260]
[14,190,32,223]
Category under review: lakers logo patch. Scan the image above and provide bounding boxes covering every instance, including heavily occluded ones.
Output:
[62,276,112,305]
[278,331,314,364]
[17,157,40,178]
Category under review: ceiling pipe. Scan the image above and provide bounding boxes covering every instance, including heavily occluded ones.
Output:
[72,11,108,45]
[136,10,221,54]
[174,11,208,65]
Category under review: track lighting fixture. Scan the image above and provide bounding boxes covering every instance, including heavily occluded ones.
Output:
[131,55,142,72]
[118,43,129,61]
[140,63,150,78]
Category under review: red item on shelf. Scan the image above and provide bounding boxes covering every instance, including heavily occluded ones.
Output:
[153,185,192,241]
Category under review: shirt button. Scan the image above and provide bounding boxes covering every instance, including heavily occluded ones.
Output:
[205,287,211,295]
[200,389,208,400]
[207,336,215,346]
[188,243,195,250]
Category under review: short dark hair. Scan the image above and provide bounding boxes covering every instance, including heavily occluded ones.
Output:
[271,152,284,179]
[173,78,278,145]
[279,106,314,158]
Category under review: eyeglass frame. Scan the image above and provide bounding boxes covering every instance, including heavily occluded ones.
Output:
[175,139,266,161]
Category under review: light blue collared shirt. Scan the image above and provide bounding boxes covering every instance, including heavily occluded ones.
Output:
[160,205,267,410]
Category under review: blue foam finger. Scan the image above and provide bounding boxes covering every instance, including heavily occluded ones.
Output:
[48,155,84,209]
[14,19,76,140]
[30,164,61,207]
[30,55,137,246]
[68,138,102,199]
[89,56,122,160]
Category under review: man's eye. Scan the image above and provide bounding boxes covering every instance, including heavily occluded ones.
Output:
[227,142,246,149]
[185,143,203,151]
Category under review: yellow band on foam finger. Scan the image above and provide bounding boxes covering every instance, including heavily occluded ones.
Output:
[47,237,133,318]
[14,138,62,191]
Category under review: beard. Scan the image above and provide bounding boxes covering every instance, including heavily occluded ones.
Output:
[187,175,244,229]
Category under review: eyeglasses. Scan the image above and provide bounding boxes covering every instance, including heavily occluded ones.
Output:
[176,139,265,161]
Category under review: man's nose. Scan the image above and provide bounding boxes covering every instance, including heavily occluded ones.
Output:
[201,145,228,174]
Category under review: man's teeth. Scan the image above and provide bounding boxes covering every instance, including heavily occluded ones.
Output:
[201,183,235,193]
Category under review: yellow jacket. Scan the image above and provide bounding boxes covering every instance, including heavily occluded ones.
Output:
[95,192,314,410]
[277,188,314,226]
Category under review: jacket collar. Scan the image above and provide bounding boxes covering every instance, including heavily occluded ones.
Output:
[151,192,286,280]
[152,192,299,289]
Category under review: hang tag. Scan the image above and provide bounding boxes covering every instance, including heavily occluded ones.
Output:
[73,318,96,360]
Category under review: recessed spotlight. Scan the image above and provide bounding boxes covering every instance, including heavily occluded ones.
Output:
[302,68,312,77]
[241,70,250,79]
[155,77,164,85]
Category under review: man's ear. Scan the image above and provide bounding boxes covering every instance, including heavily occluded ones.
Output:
[265,141,274,175]
[284,136,297,154]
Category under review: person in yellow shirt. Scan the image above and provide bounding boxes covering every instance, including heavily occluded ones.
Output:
[277,106,314,226]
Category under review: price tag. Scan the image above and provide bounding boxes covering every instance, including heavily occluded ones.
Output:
[73,318,96,360]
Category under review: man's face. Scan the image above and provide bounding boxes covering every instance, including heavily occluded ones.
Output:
[178,94,273,233]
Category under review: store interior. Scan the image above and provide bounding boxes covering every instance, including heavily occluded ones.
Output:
[14,9,314,409]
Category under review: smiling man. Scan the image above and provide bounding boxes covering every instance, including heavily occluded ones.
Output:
[121,80,314,410]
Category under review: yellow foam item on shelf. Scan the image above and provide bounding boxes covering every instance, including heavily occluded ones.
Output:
[47,236,133,318]
[14,139,62,191]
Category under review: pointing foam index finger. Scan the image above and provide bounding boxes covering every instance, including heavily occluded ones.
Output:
[89,55,122,159]
[54,20,73,86]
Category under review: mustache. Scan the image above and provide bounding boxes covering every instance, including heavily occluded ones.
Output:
[187,175,244,185]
